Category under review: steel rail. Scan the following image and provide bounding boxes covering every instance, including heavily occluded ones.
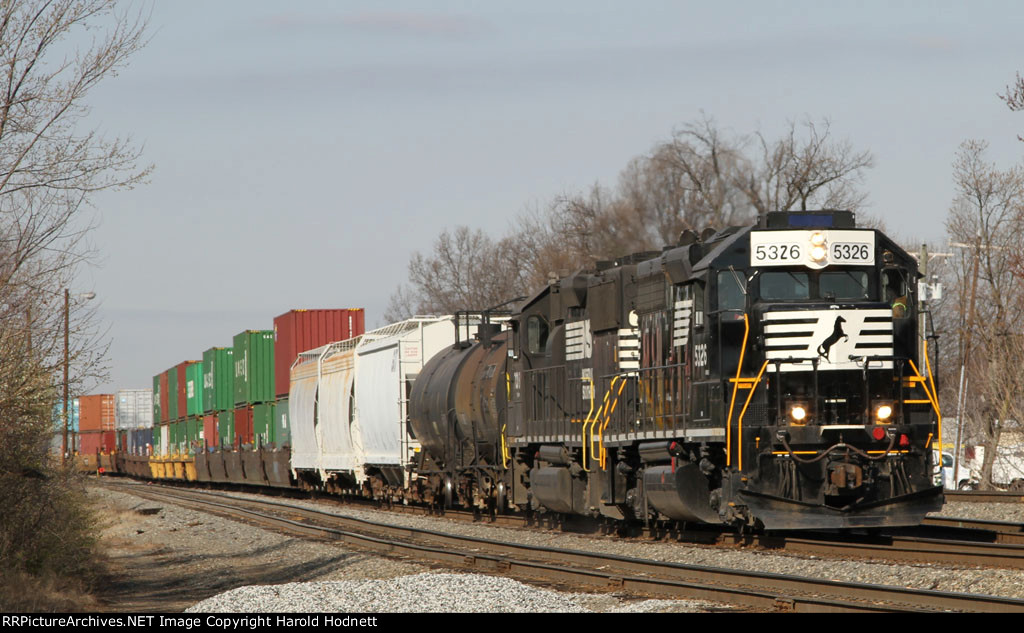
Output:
[945,490,1024,503]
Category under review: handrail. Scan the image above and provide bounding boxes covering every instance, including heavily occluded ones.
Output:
[725,313,750,467]
[588,376,618,465]
[922,340,943,452]
[579,375,595,472]
[735,360,770,472]
[598,377,628,469]
[907,357,941,425]
[500,424,509,469]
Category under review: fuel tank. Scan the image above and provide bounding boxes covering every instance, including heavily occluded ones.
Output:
[409,329,509,469]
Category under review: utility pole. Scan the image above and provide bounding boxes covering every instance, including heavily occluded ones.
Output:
[953,236,982,488]
[62,289,69,463]
[60,290,95,464]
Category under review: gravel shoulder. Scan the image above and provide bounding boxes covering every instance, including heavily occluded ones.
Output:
[88,481,1024,612]
[90,484,428,612]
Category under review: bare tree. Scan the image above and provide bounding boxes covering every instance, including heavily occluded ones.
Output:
[999,72,1024,142]
[385,226,528,321]
[0,0,149,604]
[738,118,874,215]
[391,115,875,320]
[943,140,1024,489]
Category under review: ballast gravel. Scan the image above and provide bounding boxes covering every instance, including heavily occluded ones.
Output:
[89,482,1024,613]
[185,573,711,613]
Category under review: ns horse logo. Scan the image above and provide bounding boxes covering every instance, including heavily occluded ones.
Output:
[817,315,848,360]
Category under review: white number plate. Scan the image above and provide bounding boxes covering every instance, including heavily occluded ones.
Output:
[749,230,874,268]
[830,242,872,263]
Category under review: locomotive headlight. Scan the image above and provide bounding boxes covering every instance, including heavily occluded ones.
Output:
[789,404,808,424]
[810,232,826,246]
[810,245,828,261]
[875,404,893,421]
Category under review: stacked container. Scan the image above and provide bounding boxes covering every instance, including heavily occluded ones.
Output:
[166,367,179,421]
[202,346,234,452]
[202,347,234,413]
[174,361,199,420]
[159,371,169,423]
[233,330,275,406]
[53,398,80,434]
[185,362,204,416]
[79,394,115,431]
[273,309,365,398]
[115,389,153,430]
[152,376,161,424]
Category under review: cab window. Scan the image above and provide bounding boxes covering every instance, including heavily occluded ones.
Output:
[527,315,549,355]
[759,271,810,300]
[820,271,869,300]
[716,271,746,311]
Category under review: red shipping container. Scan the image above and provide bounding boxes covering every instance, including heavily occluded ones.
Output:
[234,405,253,447]
[78,430,103,455]
[203,414,218,450]
[273,308,365,397]
[176,361,199,419]
[102,431,116,453]
[79,394,115,432]
[159,371,169,423]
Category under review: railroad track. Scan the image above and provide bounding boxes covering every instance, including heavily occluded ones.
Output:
[103,480,1024,613]
[945,490,1024,503]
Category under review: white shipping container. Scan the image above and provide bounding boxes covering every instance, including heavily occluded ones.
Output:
[116,389,154,430]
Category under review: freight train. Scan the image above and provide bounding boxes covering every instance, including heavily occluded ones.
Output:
[96,209,945,530]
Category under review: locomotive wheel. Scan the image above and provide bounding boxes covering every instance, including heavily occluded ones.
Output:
[443,475,454,509]
[495,481,507,514]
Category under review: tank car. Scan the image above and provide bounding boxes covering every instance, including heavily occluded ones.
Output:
[486,209,943,530]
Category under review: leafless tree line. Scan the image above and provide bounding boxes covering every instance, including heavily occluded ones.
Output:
[0,0,149,604]
[387,116,874,320]
[932,139,1024,488]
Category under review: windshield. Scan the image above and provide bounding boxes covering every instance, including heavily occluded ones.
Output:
[760,272,810,300]
[757,269,871,301]
[820,271,869,300]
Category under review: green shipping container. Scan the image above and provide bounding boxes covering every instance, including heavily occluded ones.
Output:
[153,423,163,455]
[186,363,205,417]
[186,416,201,455]
[218,412,234,449]
[168,420,178,455]
[202,347,234,413]
[233,330,275,405]
[152,375,161,423]
[252,401,272,446]
[167,367,179,421]
[275,398,290,447]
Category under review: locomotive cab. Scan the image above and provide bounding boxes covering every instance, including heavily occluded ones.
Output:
[711,211,944,528]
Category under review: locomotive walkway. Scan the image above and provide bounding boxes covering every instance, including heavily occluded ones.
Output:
[104,480,1024,613]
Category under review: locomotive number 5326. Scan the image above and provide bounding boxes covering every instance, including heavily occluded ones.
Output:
[754,243,801,263]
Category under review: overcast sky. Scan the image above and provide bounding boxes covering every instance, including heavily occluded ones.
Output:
[78,0,1024,393]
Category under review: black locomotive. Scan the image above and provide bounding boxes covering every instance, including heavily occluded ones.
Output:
[409,210,944,530]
